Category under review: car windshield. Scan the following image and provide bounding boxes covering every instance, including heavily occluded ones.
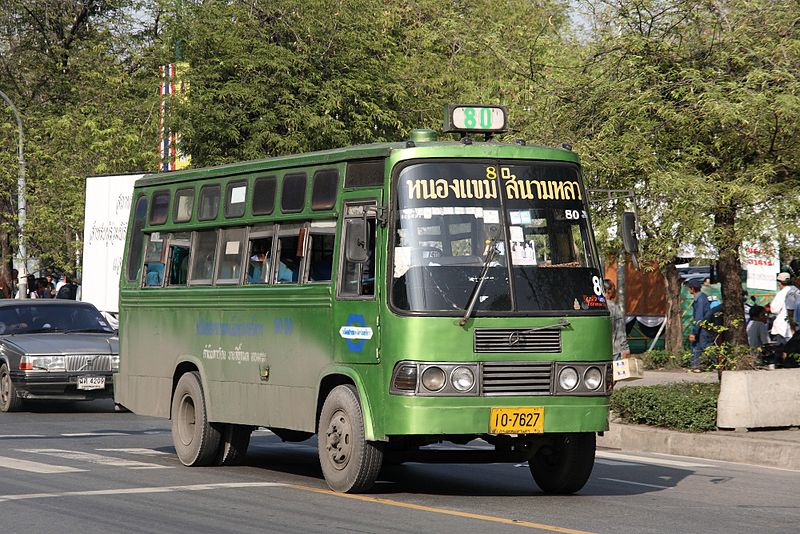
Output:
[391,161,606,314]
[0,305,114,335]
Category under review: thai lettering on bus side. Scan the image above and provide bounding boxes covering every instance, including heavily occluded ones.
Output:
[406,167,582,201]
[274,318,293,335]
[195,321,265,337]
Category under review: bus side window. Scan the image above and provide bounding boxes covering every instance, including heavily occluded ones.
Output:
[307,221,336,283]
[189,230,218,284]
[247,236,273,284]
[142,234,165,288]
[216,227,246,284]
[276,226,302,284]
[169,245,190,286]
[340,218,376,297]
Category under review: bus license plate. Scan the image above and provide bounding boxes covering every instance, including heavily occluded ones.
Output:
[78,376,105,391]
[489,407,544,434]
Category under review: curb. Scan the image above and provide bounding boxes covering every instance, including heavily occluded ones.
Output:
[597,422,800,471]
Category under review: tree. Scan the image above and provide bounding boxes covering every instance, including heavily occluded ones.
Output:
[0,0,159,278]
[556,0,800,349]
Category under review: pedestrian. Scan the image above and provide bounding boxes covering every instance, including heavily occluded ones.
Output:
[0,274,11,298]
[746,305,775,367]
[687,279,711,372]
[603,279,630,359]
[55,275,78,300]
[769,272,796,345]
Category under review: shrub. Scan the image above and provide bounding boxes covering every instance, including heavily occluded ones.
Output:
[639,349,686,370]
[610,383,720,432]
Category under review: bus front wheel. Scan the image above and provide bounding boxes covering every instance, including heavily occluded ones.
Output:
[171,371,221,466]
[318,384,383,493]
[529,432,595,494]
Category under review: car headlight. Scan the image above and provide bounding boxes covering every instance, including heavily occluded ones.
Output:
[451,366,475,392]
[421,366,446,391]
[111,355,120,372]
[558,366,579,391]
[21,355,65,372]
[583,366,603,390]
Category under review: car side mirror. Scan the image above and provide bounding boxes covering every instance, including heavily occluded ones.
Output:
[345,219,368,263]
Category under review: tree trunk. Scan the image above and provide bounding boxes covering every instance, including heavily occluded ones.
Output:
[714,203,747,345]
[662,260,684,353]
[0,227,11,295]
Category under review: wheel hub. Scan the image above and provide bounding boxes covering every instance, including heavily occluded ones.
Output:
[324,409,353,470]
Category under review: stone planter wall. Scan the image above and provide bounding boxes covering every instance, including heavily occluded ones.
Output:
[717,369,800,429]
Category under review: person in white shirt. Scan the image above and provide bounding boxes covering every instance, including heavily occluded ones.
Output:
[770,272,797,344]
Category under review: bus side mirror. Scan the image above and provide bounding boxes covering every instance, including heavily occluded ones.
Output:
[621,211,640,269]
[345,219,368,263]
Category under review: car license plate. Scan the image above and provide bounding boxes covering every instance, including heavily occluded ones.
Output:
[78,376,105,391]
[489,407,544,434]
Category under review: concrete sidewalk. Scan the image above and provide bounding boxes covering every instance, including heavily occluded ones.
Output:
[598,370,800,471]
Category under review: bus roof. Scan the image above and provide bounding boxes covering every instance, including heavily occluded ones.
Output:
[135,139,580,188]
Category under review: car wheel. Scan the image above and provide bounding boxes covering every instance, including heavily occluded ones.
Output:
[0,363,23,413]
[171,371,220,466]
[529,432,595,494]
[215,423,253,466]
[318,384,383,493]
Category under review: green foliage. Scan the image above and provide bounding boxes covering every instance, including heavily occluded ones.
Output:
[639,349,686,370]
[610,383,720,432]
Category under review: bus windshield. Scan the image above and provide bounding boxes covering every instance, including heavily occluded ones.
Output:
[391,161,605,314]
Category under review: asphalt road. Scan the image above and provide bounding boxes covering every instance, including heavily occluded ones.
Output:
[1,400,798,534]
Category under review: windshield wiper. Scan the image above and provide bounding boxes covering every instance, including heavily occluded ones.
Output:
[64,328,114,334]
[459,238,499,327]
[22,328,67,334]
[518,318,572,333]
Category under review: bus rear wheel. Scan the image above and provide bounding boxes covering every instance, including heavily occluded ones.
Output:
[318,384,383,493]
[171,371,221,466]
[529,432,595,494]
[216,424,253,466]
[0,363,23,413]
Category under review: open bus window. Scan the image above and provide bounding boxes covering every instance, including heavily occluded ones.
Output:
[216,227,245,283]
[307,221,336,282]
[275,225,303,284]
[189,230,217,284]
[247,236,273,284]
[142,233,165,287]
[340,217,376,298]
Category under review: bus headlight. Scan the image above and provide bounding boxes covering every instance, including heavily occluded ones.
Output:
[451,367,475,392]
[558,367,579,391]
[421,366,446,392]
[583,367,603,390]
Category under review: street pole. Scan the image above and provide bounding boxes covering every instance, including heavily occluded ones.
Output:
[0,89,27,299]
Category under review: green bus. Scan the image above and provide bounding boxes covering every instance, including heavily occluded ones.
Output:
[116,105,626,494]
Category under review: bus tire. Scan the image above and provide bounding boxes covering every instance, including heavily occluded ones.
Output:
[318,384,383,493]
[216,424,252,466]
[529,432,595,494]
[171,371,221,467]
[0,363,23,413]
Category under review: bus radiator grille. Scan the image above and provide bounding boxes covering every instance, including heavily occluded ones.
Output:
[481,361,554,396]
[473,328,561,353]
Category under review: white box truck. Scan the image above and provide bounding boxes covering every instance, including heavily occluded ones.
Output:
[81,173,143,329]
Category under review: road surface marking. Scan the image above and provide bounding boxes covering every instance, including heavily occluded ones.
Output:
[0,456,85,474]
[599,477,670,490]
[17,449,172,469]
[287,484,596,534]
[61,432,129,437]
[96,448,172,456]
[0,482,286,503]
[596,451,713,468]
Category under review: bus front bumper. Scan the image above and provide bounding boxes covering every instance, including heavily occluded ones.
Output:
[381,395,609,436]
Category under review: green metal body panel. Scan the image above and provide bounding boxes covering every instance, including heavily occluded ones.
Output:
[116,138,608,442]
